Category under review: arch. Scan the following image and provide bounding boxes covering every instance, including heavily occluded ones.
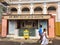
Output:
[34,7,43,11]
[22,7,30,12]
[11,7,17,12]
[47,6,56,11]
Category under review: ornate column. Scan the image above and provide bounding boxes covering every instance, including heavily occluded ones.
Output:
[7,6,9,13]
[43,3,47,14]
[17,4,21,14]
[30,3,34,14]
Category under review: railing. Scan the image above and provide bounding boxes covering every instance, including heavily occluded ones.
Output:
[8,0,60,2]
[8,0,45,2]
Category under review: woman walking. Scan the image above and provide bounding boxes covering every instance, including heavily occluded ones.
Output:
[41,28,48,45]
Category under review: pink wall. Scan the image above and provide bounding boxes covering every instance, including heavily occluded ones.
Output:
[1,19,7,37]
[48,18,55,38]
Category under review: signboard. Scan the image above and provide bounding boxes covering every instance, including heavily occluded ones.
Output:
[3,15,51,19]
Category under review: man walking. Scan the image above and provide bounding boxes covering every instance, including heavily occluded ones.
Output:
[38,25,43,43]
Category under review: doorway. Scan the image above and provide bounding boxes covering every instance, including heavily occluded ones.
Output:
[17,20,38,36]
[39,19,48,34]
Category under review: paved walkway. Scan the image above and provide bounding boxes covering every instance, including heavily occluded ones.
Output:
[0,37,53,43]
[0,37,60,45]
[0,38,37,43]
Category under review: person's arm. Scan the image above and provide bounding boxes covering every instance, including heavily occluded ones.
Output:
[45,32,48,39]
[38,29,40,36]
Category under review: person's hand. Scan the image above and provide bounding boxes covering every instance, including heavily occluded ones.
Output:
[47,35,49,39]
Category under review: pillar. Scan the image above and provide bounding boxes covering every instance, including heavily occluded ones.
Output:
[48,17,55,38]
[17,4,21,14]
[30,3,34,14]
[1,19,7,37]
[43,3,47,14]
[55,2,60,36]
[57,2,60,20]
[7,6,9,13]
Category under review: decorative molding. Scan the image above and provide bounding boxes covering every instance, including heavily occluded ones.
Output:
[7,0,60,4]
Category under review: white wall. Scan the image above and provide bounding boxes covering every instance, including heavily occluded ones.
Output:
[57,2,60,22]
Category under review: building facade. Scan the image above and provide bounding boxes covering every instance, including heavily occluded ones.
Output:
[0,2,7,35]
[1,0,60,39]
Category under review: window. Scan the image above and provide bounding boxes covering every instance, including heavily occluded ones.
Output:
[22,7,30,12]
[34,7,42,11]
[47,6,56,11]
[11,8,17,12]
[3,7,7,13]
